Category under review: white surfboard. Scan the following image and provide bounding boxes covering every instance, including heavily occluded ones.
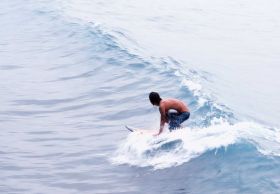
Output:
[125,125,137,132]
[125,125,156,134]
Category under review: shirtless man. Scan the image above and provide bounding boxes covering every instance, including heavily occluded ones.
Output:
[149,92,190,135]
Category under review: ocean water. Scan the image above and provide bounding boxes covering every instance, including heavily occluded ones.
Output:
[0,0,280,193]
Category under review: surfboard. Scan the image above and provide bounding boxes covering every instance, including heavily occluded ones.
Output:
[125,125,155,134]
[125,125,144,132]
[125,125,137,132]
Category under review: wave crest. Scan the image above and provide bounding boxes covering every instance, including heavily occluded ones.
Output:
[112,120,280,169]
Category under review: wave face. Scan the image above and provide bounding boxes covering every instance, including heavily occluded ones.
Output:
[60,0,280,127]
[0,0,280,193]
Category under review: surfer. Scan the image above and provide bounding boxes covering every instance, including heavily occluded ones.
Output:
[149,92,190,135]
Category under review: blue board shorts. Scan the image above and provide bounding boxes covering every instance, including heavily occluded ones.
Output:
[167,111,190,131]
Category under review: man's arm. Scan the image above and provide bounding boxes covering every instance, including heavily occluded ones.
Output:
[155,106,167,135]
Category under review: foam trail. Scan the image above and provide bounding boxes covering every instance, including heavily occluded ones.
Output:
[112,120,280,169]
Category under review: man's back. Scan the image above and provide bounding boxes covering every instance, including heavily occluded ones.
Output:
[160,98,189,114]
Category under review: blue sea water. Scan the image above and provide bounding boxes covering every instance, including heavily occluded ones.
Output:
[0,0,280,193]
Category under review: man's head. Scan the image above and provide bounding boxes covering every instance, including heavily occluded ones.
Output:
[149,92,162,106]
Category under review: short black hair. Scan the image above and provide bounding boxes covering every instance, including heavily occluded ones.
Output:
[149,92,162,105]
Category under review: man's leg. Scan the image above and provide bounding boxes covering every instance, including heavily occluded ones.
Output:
[168,112,190,131]
[168,112,181,131]
[177,112,190,126]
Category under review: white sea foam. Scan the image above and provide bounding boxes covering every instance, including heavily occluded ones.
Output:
[112,121,280,169]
